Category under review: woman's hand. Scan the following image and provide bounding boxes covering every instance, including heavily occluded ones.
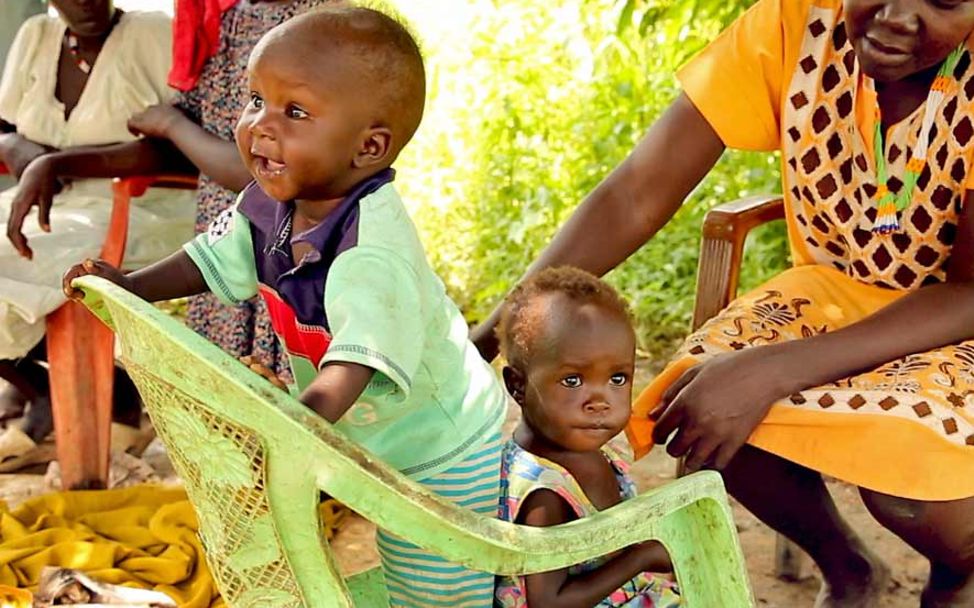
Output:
[127,104,186,139]
[0,133,52,179]
[5,155,60,259]
[650,346,801,472]
[62,258,132,300]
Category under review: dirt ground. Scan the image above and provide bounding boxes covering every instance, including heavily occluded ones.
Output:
[0,360,929,607]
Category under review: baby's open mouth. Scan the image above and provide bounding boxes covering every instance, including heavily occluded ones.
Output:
[251,150,286,177]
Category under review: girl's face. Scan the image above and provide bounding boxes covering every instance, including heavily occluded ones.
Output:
[506,295,636,453]
[844,0,974,82]
[51,0,116,38]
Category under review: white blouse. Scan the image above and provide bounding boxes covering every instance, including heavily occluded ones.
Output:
[0,10,174,147]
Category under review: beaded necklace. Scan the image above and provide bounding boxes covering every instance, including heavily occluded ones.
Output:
[63,11,121,76]
[871,45,965,235]
[64,31,92,74]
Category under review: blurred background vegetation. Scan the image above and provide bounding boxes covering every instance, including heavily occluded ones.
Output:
[121,0,789,357]
[390,0,788,357]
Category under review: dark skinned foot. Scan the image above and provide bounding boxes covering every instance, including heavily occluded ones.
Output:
[20,393,54,444]
[814,546,890,608]
[921,565,974,608]
[0,384,27,424]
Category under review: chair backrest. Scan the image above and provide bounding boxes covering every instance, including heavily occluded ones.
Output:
[76,275,754,608]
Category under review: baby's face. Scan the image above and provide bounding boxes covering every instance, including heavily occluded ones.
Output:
[235,39,370,203]
[519,295,636,453]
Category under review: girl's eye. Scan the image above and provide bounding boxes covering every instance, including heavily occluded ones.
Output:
[609,373,629,387]
[286,105,309,119]
[250,93,263,109]
[560,375,582,389]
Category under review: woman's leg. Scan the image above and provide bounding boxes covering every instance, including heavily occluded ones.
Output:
[860,490,974,607]
[112,367,143,429]
[0,358,52,441]
[0,357,48,421]
[722,446,888,607]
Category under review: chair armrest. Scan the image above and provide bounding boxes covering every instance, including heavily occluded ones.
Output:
[101,173,198,265]
[691,195,784,330]
[113,173,198,199]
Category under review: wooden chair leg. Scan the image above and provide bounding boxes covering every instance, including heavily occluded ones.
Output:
[46,300,114,489]
[43,174,197,490]
[691,195,808,580]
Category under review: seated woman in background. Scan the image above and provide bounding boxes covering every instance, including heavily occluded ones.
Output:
[0,0,195,468]
[1,0,329,469]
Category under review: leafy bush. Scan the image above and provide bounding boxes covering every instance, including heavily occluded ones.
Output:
[393,0,788,355]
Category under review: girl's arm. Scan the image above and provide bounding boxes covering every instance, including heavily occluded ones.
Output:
[653,192,974,471]
[298,363,375,423]
[62,251,207,303]
[517,489,664,608]
[472,93,726,360]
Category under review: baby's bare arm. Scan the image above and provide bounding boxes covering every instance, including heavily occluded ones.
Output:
[63,250,207,302]
[299,362,375,423]
[518,489,666,608]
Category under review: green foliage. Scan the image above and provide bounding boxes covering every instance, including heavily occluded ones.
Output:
[393,0,788,353]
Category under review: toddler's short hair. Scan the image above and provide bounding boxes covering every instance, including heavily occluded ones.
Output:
[271,5,426,153]
[497,266,632,370]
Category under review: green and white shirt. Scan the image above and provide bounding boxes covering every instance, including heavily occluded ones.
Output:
[184,170,506,480]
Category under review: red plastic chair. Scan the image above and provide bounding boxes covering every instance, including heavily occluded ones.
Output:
[1,163,197,488]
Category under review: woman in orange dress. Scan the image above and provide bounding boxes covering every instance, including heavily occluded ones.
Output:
[475,0,974,605]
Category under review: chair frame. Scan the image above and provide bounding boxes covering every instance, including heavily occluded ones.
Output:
[75,274,756,607]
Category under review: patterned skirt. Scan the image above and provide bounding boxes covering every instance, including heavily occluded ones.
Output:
[628,264,974,501]
[188,180,288,377]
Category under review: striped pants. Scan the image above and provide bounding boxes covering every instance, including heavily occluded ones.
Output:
[377,433,502,607]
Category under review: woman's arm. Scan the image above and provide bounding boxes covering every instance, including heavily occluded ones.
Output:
[127,104,253,192]
[653,191,974,471]
[472,93,726,360]
[0,131,53,178]
[5,139,194,258]
[42,138,194,179]
[516,490,663,608]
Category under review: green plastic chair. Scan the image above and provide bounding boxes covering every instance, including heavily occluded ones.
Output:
[74,275,754,608]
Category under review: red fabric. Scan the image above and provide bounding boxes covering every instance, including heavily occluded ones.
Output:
[258,285,332,367]
[168,0,238,92]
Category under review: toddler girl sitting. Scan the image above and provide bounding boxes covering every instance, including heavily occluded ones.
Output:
[494,266,681,607]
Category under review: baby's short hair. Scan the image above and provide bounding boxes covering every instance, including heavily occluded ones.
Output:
[497,266,632,370]
[271,4,426,154]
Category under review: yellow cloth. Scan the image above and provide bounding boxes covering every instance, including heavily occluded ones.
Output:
[630,0,974,501]
[0,486,223,607]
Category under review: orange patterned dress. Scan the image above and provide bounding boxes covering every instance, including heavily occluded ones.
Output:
[627,0,974,500]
